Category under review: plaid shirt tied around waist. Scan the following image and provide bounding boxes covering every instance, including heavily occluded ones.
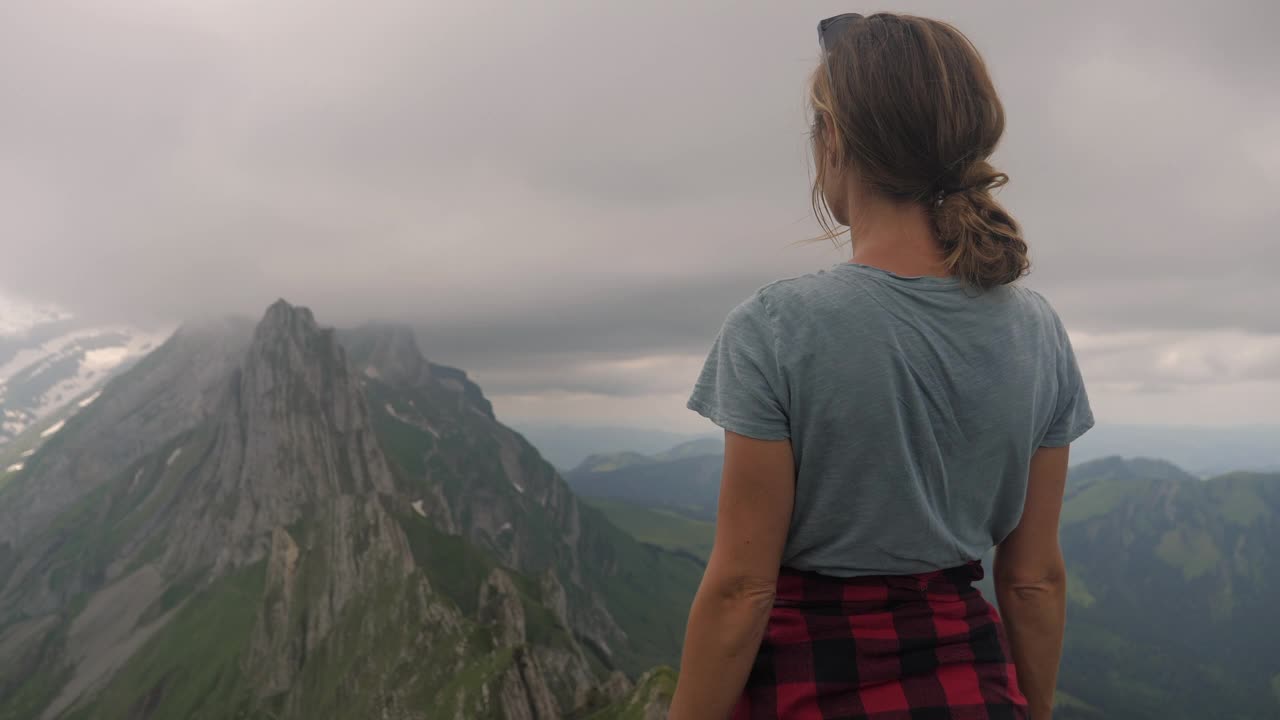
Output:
[733,561,1028,720]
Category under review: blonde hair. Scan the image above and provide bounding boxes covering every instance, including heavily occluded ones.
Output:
[811,13,1029,289]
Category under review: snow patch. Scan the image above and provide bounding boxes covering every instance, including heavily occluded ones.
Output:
[511,480,525,494]
[83,346,132,370]
[5,462,22,473]
[40,419,65,438]
[77,391,102,408]
[166,448,182,467]
[384,403,443,439]
[20,448,35,458]
[0,327,169,444]
[28,330,166,420]
[498,522,513,533]
[363,366,380,379]
[384,403,412,424]
[411,500,426,517]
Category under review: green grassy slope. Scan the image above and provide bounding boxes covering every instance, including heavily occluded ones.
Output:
[584,498,714,561]
[66,562,266,720]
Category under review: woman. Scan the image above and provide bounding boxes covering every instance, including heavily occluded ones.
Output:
[670,12,1092,720]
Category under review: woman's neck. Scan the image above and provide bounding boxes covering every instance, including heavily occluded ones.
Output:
[847,194,950,278]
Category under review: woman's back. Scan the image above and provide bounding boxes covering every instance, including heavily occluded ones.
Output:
[689,262,1092,578]
[669,13,1088,719]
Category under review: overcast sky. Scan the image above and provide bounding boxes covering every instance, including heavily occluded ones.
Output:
[1,0,1277,431]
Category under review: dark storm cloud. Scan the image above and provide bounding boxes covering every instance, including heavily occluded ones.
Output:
[0,0,1276,410]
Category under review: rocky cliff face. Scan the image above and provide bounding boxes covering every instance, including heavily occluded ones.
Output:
[0,301,693,719]
[156,301,400,574]
[343,324,703,675]
[577,667,676,720]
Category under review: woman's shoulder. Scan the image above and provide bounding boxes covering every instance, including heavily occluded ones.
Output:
[1009,284,1069,329]
[750,265,855,315]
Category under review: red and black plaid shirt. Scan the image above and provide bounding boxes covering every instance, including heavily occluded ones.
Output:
[732,562,1027,720]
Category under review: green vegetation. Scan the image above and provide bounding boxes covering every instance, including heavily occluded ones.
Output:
[580,452,651,473]
[1053,689,1102,716]
[363,364,703,676]
[576,504,702,674]
[69,562,266,720]
[20,426,217,599]
[1061,479,1149,526]
[0,619,73,720]
[433,646,516,716]
[281,572,472,720]
[397,509,497,615]
[1056,460,1280,718]
[566,452,723,522]
[585,498,715,560]
[1216,479,1270,526]
[1065,568,1096,608]
[366,381,436,479]
[1154,527,1221,580]
[578,667,677,720]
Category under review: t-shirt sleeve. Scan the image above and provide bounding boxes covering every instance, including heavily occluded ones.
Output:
[1040,314,1095,447]
[687,293,790,441]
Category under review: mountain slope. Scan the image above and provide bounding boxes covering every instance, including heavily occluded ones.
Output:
[0,317,253,551]
[565,443,724,522]
[342,325,703,675]
[581,498,714,561]
[0,304,700,719]
[1051,458,1280,719]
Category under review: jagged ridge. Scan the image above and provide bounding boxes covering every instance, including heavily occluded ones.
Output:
[0,301,696,719]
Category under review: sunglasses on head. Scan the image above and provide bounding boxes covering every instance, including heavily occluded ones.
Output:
[818,13,864,55]
[817,13,863,89]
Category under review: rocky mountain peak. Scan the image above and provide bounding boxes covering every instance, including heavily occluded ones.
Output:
[259,298,318,335]
[246,299,334,377]
[339,323,432,387]
[158,300,397,572]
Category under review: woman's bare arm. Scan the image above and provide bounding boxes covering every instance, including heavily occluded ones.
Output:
[668,431,795,720]
[995,444,1071,719]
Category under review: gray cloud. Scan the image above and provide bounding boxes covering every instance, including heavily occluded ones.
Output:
[0,0,1276,424]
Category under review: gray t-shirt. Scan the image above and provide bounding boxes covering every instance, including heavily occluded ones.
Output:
[688,262,1093,577]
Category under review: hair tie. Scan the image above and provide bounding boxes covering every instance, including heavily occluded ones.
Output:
[933,185,974,208]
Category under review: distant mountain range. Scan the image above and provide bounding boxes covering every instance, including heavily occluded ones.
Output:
[0,294,165,455]
[0,302,689,719]
[565,439,725,521]
[541,420,1277,479]
[1070,424,1279,476]
[575,443,1280,719]
[509,424,719,471]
